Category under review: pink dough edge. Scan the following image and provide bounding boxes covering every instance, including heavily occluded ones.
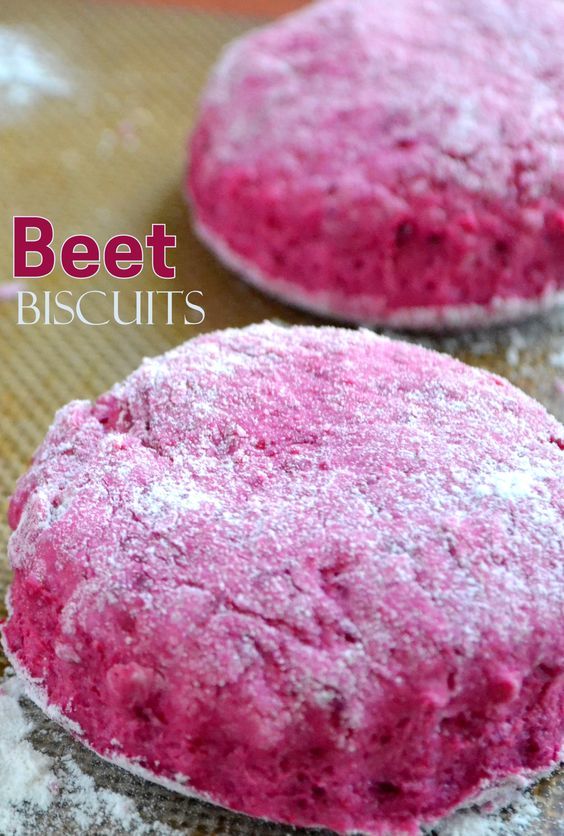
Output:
[192,216,564,332]
[3,598,562,835]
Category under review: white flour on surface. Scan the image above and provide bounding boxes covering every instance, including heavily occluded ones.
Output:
[0,671,176,835]
[0,27,71,118]
[0,669,548,836]
[0,675,53,829]
[432,793,541,836]
[475,464,549,501]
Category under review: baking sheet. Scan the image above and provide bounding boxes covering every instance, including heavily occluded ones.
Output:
[0,1,562,832]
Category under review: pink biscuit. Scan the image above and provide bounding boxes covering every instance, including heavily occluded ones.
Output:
[2,322,564,835]
[188,0,564,330]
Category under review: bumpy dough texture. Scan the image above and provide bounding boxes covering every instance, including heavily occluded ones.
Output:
[189,0,564,329]
[2,323,564,835]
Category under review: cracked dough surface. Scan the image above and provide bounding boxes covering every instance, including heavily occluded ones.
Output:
[2,322,564,835]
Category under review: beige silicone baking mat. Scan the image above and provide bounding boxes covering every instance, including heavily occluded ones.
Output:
[0,1,563,832]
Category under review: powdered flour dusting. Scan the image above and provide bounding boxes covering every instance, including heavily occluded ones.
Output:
[433,794,540,836]
[0,675,53,832]
[0,27,71,119]
[0,671,176,835]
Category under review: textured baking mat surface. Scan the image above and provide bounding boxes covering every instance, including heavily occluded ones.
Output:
[0,0,562,833]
